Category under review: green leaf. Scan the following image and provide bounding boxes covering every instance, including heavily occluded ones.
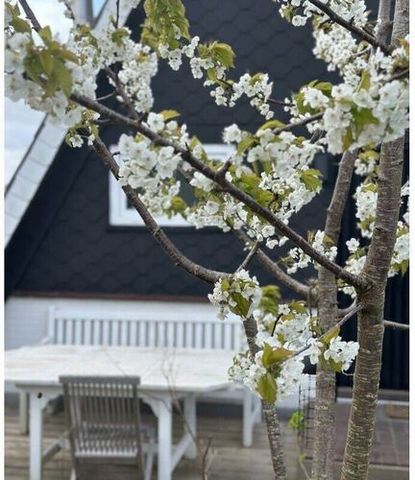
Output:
[257,373,277,403]
[160,109,180,121]
[208,41,235,68]
[143,0,190,48]
[11,17,31,34]
[359,149,379,161]
[229,292,251,318]
[111,27,129,47]
[39,50,53,75]
[362,182,377,193]
[320,356,344,373]
[52,59,73,97]
[237,135,258,155]
[59,48,79,64]
[260,285,281,315]
[289,411,305,431]
[342,126,354,150]
[351,107,379,136]
[169,195,187,215]
[358,70,371,91]
[262,343,293,368]
[289,301,308,314]
[300,168,322,192]
[321,324,340,345]
[38,26,52,43]
[257,119,286,132]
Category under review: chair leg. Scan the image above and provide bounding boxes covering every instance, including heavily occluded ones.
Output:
[70,469,76,480]
[144,437,156,480]
[19,391,29,435]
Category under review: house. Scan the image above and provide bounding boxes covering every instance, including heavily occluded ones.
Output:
[5,0,408,394]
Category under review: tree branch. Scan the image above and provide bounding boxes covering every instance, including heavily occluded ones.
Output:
[308,0,392,54]
[292,303,364,361]
[236,241,260,272]
[383,320,409,331]
[71,93,368,290]
[19,0,41,31]
[92,136,227,284]
[235,230,314,301]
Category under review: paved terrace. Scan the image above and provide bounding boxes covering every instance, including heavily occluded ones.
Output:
[5,401,408,479]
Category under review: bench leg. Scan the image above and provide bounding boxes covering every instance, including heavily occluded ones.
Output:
[19,391,29,435]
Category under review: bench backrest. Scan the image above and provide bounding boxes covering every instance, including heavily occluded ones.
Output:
[48,307,244,352]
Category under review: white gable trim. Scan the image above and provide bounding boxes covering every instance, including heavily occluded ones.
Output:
[5,1,135,246]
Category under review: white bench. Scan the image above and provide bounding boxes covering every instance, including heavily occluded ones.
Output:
[20,307,261,447]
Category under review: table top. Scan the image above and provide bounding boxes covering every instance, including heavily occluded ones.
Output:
[5,345,235,393]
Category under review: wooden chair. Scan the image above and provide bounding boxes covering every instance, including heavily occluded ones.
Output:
[60,376,156,480]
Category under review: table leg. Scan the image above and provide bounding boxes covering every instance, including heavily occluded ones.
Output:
[19,391,29,435]
[243,388,253,447]
[157,398,172,480]
[184,394,197,459]
[29,393,48,480]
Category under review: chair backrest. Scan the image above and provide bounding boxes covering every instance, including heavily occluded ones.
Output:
[48,307,244,351]
[60,375,144,474]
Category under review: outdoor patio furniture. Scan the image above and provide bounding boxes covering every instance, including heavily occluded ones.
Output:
[26,306,260,447]
[5,344,232,480]
[60,375,155,480]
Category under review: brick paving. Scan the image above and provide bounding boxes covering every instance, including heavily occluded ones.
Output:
[299,402,409,468]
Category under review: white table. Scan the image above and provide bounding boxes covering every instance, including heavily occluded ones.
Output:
[5,345,234,480]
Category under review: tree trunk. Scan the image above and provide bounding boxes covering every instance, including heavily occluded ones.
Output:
[312,151,356,479]
[340,133,405,479]
[243,317,287,479]
[340,2,408,472]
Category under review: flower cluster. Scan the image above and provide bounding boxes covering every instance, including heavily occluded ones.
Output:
[229,301,359,404]
[116,125,183,217]
[206,72,274,119]
[284,230,337,274]
[208,269,262,320]
[276,0,368,30]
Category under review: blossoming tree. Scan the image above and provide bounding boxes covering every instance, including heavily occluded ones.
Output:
[5,0,409,478]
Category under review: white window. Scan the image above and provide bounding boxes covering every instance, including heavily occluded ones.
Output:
[109,143,234,227]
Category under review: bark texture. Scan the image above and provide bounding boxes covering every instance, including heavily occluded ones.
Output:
[340,136,405,480]
[340,5,407,475]
[243,317,287,480]
[312,151,356,480]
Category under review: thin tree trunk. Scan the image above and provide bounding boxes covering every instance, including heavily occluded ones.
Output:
[312,151,356,479]
[243,317,287,479]
[340,4,408,476]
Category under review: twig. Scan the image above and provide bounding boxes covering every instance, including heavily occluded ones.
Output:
[308,0,392,54]
[19,0,41,31]
[337,303,364,329]
[236,241,260,272]
[298,454,311,480]
[387,67,409,82]
[115,0,121,28]
[383,320,409,331]
[273,112,324,135]
[236,230,315,302]
[291,303,364,361]
[271,314,283,337]
[105,67,141,121]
